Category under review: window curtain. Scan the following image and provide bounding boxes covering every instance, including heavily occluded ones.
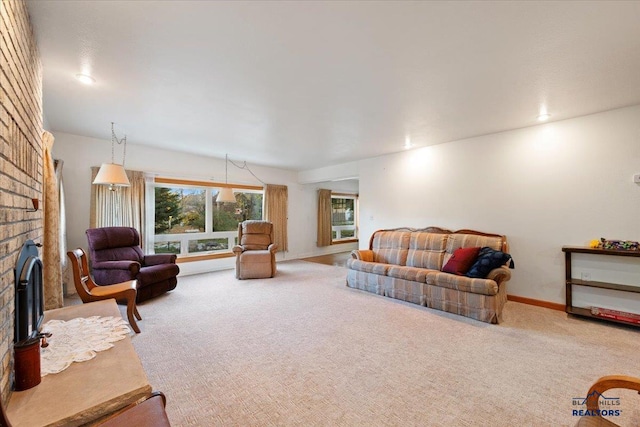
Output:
[317,189,332,247]
[264,184,288,252]
[43,131,63,309]
[90,168,146,246]
[54,159,70,295]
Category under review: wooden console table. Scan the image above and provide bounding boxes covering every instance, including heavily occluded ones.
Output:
[563,245,640,327]
[6,299,152,426]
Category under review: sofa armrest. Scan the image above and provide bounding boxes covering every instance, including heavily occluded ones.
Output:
[486,266,511,284]
[143,254,177,266]
[233,244,278,254]
[350,250,374,262]
[92,260,141,275]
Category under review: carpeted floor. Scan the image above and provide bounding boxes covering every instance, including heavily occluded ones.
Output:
[128,260,640,426]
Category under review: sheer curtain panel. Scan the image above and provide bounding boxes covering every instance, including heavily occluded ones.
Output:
[55,159,70,294]
[90,168,146,246]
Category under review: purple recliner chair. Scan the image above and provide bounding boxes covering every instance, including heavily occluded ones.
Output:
[86,227,179,303]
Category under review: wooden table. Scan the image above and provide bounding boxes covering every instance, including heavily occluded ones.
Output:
[6,299,152,426]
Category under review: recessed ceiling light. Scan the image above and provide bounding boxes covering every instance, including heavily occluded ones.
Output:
[75,73,95,85]
[537,105,550,122]
[404,136,412,149]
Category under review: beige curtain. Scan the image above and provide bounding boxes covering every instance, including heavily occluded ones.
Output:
[264,184,288,252]
[90,168,146,245]
[317,189,332,247]
[43,131,63,309]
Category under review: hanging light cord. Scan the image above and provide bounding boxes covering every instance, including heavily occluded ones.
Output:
[111,122,127,166]
[227,157,266,185]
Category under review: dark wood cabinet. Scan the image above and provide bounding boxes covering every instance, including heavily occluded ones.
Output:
[563,246,640,327]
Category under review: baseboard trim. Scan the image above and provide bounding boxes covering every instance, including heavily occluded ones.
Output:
[507,295,564,311]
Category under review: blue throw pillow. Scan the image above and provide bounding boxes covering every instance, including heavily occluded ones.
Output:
[466,247,514,279]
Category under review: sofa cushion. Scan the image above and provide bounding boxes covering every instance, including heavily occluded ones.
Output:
[442,246,481,275]
[86,226,140,251]
[443,233,504,266]
[371,231,410,265]
[242,220,272,235]
[241,233,271,250]
[466,247,513,278]
[238,250,274,279]
[406,232,448,270]
[428,272,499,296]
[347,259,391,275]
[387,266,433,283]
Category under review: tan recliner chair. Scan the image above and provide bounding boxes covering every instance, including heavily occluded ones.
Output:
[232,220,278,279]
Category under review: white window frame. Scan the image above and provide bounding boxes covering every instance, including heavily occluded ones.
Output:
[331,193,358,242]
[146,178,264,258]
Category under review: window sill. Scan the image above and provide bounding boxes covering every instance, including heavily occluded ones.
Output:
[331,239,359,245]
[176,252,235,263]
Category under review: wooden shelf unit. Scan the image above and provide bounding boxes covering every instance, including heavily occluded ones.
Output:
[563,245,640,327]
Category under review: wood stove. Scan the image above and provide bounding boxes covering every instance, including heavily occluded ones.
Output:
[14,240,44,344]
[13,239,48,390]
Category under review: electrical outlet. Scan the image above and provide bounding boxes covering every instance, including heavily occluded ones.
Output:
[634,174,640,183]
[581,272,591,281]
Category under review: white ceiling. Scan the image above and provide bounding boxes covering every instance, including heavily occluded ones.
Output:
[27,1,640,171]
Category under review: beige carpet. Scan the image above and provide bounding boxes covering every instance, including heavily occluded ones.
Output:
[129,261,640,426]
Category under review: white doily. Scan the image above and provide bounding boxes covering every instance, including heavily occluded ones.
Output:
[40,316,131,376]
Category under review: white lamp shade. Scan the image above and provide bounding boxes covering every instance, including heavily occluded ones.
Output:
[93,163,130,187]
[216,187,236,203]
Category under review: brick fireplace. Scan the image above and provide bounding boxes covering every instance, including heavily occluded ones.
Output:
[0,0,44,405]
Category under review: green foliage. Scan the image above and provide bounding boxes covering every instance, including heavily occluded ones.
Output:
[212,192,263,231]
[183,210,205,231]
[155,187,182,234]
[181,191,206,231]
[212,208,238,231]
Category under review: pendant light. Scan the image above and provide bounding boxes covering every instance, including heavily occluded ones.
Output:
[93,122,130,190]
[217,154,236,203]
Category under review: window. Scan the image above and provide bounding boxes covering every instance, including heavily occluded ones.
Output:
[151,179,263,257]
[155,187,205,235]
[212,192,263,233]
[331,194,358,242]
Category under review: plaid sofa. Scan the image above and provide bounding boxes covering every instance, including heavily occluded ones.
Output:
[346,227,512,324]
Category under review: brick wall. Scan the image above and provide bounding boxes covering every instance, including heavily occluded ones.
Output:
[0,0,43,404]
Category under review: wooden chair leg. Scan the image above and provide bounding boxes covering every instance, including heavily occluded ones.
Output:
[126,294,141,333]
[134,306,142,321]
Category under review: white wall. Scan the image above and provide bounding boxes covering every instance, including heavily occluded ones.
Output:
[358,105,640,305]
[53,105,640,305]
[298,161,360,184]
[52,132,358,276]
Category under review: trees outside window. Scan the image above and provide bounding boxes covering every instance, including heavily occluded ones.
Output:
[152,183,263,256]
[212,191,262,231]
[155,187,205,235]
